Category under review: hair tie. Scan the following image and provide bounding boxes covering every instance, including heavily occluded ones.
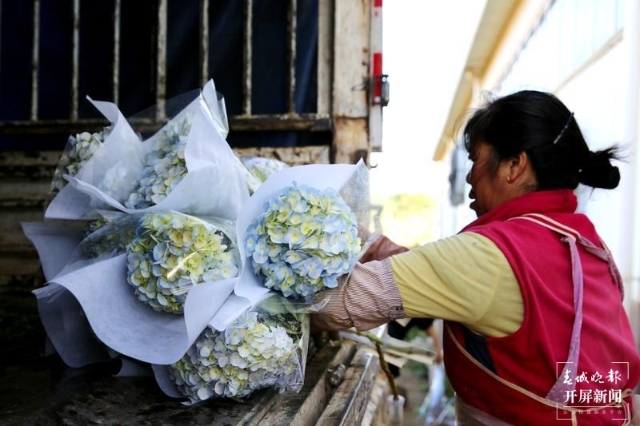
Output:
[552,112,574,144]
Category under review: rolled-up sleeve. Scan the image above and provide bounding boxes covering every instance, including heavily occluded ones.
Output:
[311,258,406,331]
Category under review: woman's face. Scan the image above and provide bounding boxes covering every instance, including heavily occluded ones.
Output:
[466,141,509,217]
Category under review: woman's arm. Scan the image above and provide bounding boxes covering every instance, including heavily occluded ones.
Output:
[311,258,405,331]
[312,232,524,336]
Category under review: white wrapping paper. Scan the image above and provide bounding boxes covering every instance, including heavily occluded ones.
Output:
[21,221,88,281]
[45,98,142,219]
[43,254,236,365]
[57,80,249,220]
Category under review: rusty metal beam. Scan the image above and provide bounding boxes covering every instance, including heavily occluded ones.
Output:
[242,0,253,115]
[287,0,297,113]
[71,0,80,121]
[113,0,121,105]
[317,0,332,116]
[156,0,168,120]
[234,145,330,165]
[331,1,370,164]
[199,0,209,87]
[0,113,332,135]
[31,0,41,121]
[229,114,331,131]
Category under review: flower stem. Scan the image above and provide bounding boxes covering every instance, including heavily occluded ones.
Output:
[375,341,399,400]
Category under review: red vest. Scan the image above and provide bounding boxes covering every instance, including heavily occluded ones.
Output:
[443,190,640,424]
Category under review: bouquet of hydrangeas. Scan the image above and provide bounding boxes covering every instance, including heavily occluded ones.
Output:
[241,155,289,183]
[50,127,112,194]
[125,212,239,314]
[51,80,250,221]
[244,183,361,298]
[234,161,370,313]
[29,211,240,367]
[164,295,308,403]
[45,97,143,220]
[124,113,192,209]
[53,212,240,305]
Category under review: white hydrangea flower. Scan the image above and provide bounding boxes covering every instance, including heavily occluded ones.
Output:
[169,304,307,402]
[244,183,361,298]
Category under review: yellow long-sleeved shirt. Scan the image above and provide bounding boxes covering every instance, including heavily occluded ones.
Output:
[391,232,523,337]
[312,233,524,337]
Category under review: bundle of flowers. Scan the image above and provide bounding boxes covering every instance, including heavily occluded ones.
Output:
[168,296,307,402]
[126,212,239,314]
[124,114,192,209]
[44,81,250,223]
[243,183,361,299]
[239,155,290,193]
[44,97,143,220]
[50,127,112,194]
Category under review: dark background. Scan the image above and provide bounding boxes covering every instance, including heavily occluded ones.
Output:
[0,0,321,151]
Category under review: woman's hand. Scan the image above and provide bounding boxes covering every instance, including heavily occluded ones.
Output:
[360,235,409,263]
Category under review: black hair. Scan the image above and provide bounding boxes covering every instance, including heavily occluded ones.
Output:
[462,90,620,190]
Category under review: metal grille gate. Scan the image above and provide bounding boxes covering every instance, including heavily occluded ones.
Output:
[0,0,332,140]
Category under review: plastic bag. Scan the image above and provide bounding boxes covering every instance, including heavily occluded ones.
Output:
[56,211,239,314]
[49,128,111,195]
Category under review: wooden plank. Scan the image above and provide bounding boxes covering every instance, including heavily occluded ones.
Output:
[315,345,381,425]
[0,210,49,252]
[332,1,370,118]
[0,181,50,208]
[332,117,368,165]
[362,371,392,426]
[259,341,356,425]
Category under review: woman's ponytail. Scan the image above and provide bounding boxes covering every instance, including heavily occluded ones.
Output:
[578,147,620,189]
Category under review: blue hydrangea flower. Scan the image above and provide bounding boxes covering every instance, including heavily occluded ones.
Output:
[244,183,361,298]
[124,114,192,209]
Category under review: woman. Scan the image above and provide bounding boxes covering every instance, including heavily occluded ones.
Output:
[313,90,640,424]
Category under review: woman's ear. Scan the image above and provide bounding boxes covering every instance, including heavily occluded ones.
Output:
[504,151,531,183]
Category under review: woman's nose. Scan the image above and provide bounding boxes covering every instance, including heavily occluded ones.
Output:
[466,170,472,184]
